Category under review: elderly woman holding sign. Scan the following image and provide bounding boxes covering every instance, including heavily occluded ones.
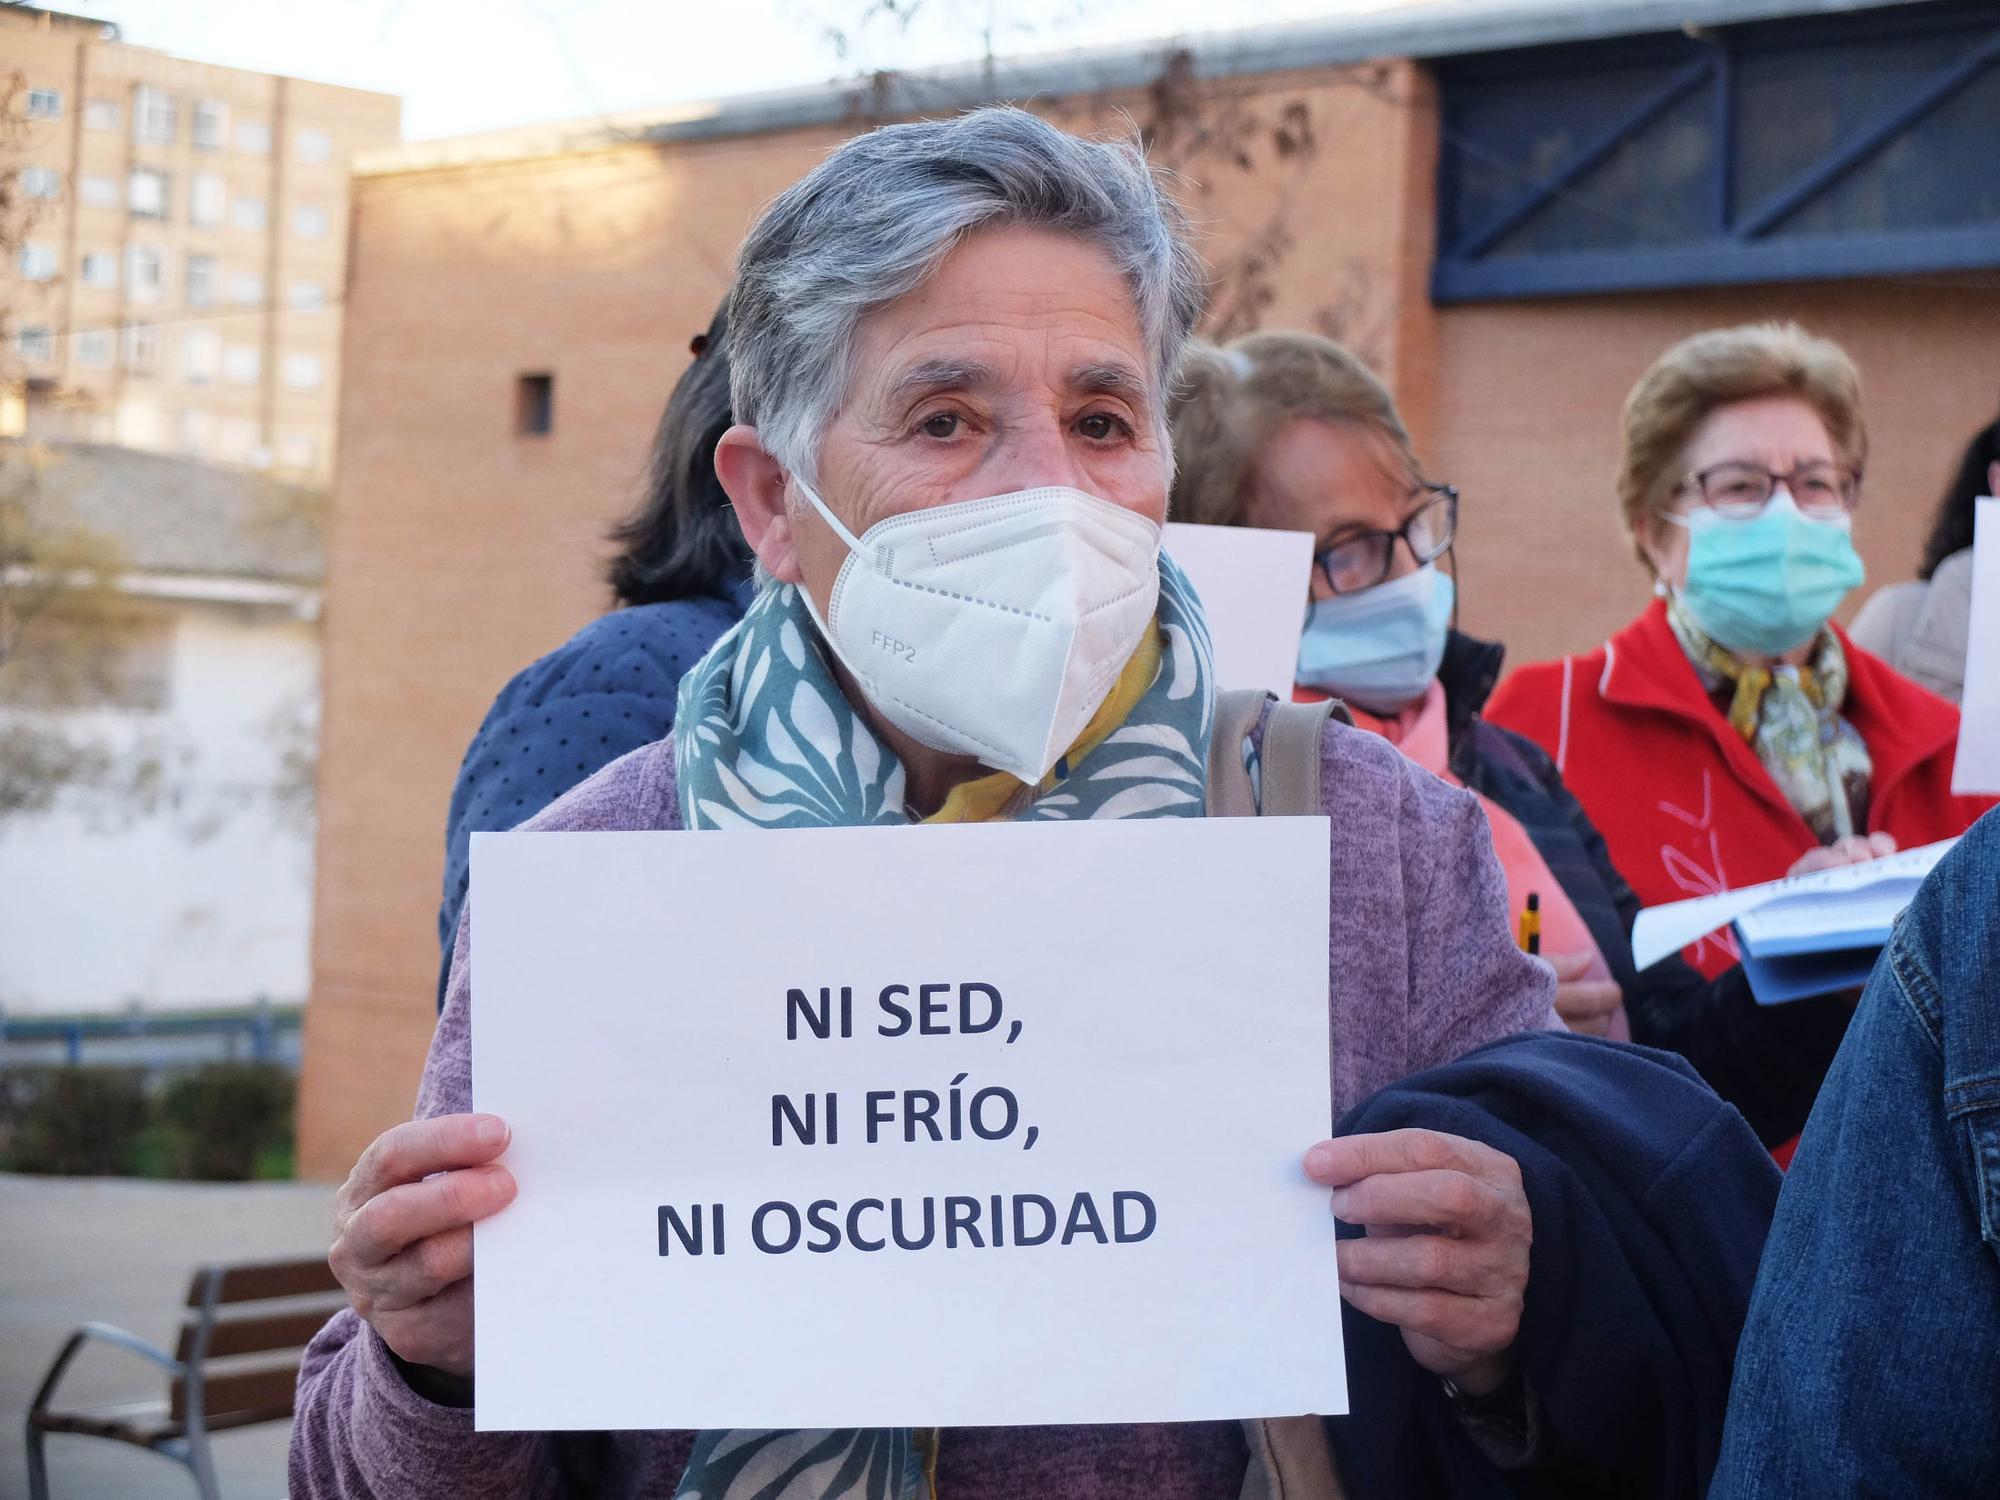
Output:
[292,108,1559,1498]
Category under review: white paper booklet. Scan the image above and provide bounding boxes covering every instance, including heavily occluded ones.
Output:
[1631,839,1958,971]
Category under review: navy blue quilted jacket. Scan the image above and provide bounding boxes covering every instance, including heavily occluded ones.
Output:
[1439,632,1851,1147]
[435,580,751,1006]
[1333,1030,1779,1498]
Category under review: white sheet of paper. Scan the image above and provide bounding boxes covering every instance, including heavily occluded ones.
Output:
[471,817,1343,1432]
[1165,523,1315,696]
[1951,497,1999,795]
[1630,838,1957,970]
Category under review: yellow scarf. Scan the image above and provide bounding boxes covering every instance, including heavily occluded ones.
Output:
[923,627,1164,824]
[1666,601,1872,843]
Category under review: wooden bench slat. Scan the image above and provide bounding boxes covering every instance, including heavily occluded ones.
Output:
[176,1303,344,1362]
[32,1401,176,1446]
[36,1396,296,1445]
[171,1361,302,1425]
[188,1257,340,1306]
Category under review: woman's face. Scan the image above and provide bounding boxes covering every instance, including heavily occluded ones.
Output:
[1240,416,1426,602]
[779,224,1169,611]
[1642,395,1841,588]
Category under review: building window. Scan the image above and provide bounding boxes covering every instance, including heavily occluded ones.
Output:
[1433,4,2000,300]
[293,203,328,239]
[15,326,55,362]
[79,175,118,208]
[235,119,270,154]
[19,242,57,281]
[84,97,119,131]
[282,353,323,392]
[278,431,317,471]
[178,410,213,458]
[295,128,333,165]
[183,328,221,384]
[123,323,161,373]
[232,196,267,232]
[80,250,117,287]
[127,244,166,301]
[133,86,176,145]
[13,610,174,711]
[516,373,555,436]
[186,253,219,308]
[27,88,62,120]
[190,174,225,227]
[218,417,264,464]
[20,166,61,200]
[129,167,170,220]
[192,99,227,149]
[110,615,175,710]
[289,281,326,312]
[222,345,261,384]
[227,270,265,306]
[76,329,114,368]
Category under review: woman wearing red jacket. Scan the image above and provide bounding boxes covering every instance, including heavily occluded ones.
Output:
[1488,322,1993,986]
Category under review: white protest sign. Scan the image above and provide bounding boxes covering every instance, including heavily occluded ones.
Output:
[1951,497,1998,795]
[471,817,1343,1432]
[1165,523,1315,697]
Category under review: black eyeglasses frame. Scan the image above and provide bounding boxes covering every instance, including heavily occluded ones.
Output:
[1312,485,1460,597]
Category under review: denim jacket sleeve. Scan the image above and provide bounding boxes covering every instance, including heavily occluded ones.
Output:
[1709,808,2000,1497]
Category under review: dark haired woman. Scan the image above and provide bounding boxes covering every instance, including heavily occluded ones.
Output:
[1848,410,1996,702]
[433,302,750,1006]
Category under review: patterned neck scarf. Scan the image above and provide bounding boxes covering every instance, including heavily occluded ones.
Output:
[675,555,1216,832]
[668,555,1217,1500]
[1666,598,1872,844]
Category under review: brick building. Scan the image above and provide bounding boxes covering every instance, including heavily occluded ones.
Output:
[298,0,2000,1175]
[1,5,399,482]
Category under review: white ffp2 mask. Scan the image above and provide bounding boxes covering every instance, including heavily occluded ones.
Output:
[793,479,1162,783]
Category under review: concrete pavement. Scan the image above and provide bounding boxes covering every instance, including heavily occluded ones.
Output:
[1,1173,336,1500]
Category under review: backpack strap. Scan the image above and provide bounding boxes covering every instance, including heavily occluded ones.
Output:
[1261,696,1347,817]
[1206,689,1272,818]
[1206,690,1352,818]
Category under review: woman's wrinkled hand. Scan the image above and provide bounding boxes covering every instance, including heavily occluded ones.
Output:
[1305,1128,1531,1398]
[1546,950,1622,1037]
[328,1113,516,1378]
[1786,832,1896,877]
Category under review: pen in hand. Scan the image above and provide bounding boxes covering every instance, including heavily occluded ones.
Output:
[1518,891,1541,956]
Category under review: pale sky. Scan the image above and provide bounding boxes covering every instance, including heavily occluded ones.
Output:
[72,0,1439,142]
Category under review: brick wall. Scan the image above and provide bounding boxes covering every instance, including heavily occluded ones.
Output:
[294,59,1995,1175]
[1432,285,2000,666]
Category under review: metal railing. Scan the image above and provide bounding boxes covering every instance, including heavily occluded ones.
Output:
[0,1001,303,1072]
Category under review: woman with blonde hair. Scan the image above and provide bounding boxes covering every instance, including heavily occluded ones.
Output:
[1487,323,1990,944]
[1169,329,1890,1149]
[1486,324,1993,1155]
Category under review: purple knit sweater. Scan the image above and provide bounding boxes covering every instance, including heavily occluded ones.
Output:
[290,720,1556,1499]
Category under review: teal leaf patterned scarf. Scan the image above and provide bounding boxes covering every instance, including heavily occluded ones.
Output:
[668,554,1215,1500]
[673,554,1217,831]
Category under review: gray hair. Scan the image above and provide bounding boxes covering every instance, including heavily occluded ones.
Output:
[727,105,1207,483]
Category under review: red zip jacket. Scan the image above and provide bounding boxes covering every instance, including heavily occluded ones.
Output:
[1486,599,1994,978]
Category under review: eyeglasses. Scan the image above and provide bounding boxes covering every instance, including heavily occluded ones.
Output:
[1313,486,1459,595]
[1675,462,1860,521]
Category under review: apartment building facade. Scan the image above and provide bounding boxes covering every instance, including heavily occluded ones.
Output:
[1,5,399,482]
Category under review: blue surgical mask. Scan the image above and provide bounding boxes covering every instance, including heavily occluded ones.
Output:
[1296,563,1454,713]
[1668,491,1865,656]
